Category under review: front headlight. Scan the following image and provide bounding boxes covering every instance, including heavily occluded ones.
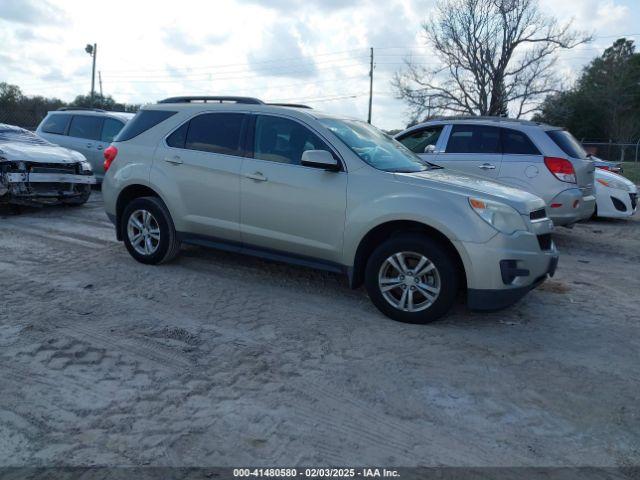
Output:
[469,198,527,234]
[80,160,93,173]
[597,177,632,192]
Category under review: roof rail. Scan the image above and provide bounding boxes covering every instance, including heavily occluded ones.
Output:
[56,107,106,112]
[267,103,312,109]
[430,115,540,125]
[158,96,264,105]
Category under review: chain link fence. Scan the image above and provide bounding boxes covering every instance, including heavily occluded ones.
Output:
[582,141,640,163]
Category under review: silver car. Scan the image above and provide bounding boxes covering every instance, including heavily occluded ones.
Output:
[102,97,558,324]
[395,117,596,226]
[36,108,134,182]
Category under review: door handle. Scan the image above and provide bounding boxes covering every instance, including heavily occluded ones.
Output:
[96,145,104,151]
[86,143,93,148]
[164,155,183,165]
[478,163,496,170]
[245,172,267,182]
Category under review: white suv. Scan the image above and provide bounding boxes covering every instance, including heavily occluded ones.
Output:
[395,117,596,226]
[102,97,558,324]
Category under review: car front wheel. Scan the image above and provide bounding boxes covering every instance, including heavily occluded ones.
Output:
[121,196,181,265]
[364,234,459,324]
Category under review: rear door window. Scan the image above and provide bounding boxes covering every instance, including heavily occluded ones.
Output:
[185,113,245,156]
[501,128,540,155]
[68,115,103,140]
[41,114,71,135]
[546,129,588,159]
[101,118,125,143]
[397,126,443,153]
[446,125,501,154]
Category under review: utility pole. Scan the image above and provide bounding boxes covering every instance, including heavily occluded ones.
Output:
[367,47,374,124]
[85,43,97,106]
[99,71,103,97]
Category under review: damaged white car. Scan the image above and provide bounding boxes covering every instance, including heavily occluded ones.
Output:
[0,123,96,207]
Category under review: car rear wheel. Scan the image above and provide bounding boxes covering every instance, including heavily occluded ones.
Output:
[122,196,181,264]
[364,234,459,324]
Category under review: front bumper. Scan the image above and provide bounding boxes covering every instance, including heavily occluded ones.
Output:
[468,256,558,311]
[548,188,595,226]
[1,171,96,205]
[596,189,638,218]
[4,172,96,185]
[458,228,559,311]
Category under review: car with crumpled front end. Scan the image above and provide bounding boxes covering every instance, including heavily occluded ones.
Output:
[102,98,558,323]
[0,123,96,207]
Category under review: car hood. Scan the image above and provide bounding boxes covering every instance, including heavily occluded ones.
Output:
[0,142,85,164]
[394,169,547,214]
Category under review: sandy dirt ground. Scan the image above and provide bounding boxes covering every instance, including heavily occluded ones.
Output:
[0,191,639,468]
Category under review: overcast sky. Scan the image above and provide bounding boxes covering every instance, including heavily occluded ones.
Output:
[0,0,638,130]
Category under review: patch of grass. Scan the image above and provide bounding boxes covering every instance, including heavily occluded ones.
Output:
[621,162,640,184]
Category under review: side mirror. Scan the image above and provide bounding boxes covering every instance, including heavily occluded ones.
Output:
[423,144,436,154]
[301,150,340,171]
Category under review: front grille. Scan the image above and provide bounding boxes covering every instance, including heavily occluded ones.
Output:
[30,164,78,175]
[530,208,547,221]
[537,233,552,251]
[30,183,74,193]
[631,193,638,210]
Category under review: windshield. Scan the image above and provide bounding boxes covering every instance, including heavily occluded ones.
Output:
[0,127,53,146]
[319,118,430,172]
[546,129,588,159]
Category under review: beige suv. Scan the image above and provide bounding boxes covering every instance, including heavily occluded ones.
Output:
[102,96,558,323]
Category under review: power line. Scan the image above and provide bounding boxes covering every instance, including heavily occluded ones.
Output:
[105,47,370,74]
[272,93,367,103]
[104,55,371,79]
[103,63,369,84]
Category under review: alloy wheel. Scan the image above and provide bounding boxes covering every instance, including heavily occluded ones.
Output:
[378,251,441,312]
[127,209,161,256]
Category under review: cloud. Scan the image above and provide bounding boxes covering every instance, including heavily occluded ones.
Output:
[162,27,229,54]
[13,27,47,42]
[238,0,363,11]
[40,68,66,82]
[163,27,204,54]
[247,21,318,78]
[0,0,65,25]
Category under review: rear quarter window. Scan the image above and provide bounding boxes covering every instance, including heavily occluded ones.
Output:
[546,129,587,159]
[115,110,177,142]
[40,114,71,135]
[101,118,125,143]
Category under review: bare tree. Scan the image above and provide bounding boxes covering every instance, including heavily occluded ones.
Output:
[393,0,591,121]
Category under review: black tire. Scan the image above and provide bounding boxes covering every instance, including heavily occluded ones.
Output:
[121,196,181,265]
[63,189,91,206]
[364,234,459,324]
